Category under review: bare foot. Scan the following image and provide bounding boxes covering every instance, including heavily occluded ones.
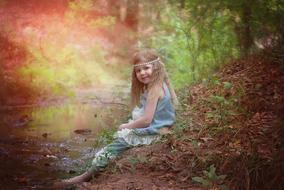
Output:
[55,171,93,187]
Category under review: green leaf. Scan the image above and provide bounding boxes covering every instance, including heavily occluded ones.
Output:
[203,170,210,177]
[218,174,227,180]
[213,79,221,85]
[223,82,232,89]
[210,95,226,103]
[209,165,216,173]
[191,140,199,149]
[224,100,230,105]
[192,177,210,186]
[208,165,218,180]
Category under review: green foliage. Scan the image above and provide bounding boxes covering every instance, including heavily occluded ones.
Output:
[2,0,283,100]
[138,0,283,89]
[223,81,232,90]
[18,41,121,97]
[172,116,190,137]
[206,94,235,127]
[192,164,229,190]
[185,0,284,56]
[93,127,116,147]
[138,1,239,89]
[204,81,240,134]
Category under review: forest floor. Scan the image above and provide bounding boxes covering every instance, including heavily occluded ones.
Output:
[71,49,284,190]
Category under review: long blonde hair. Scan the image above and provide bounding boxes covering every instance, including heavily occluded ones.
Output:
[130,49,178,108]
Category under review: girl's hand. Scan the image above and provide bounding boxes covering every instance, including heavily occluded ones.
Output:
[118,123,130,130]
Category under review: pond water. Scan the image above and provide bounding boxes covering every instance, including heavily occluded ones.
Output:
[0,99,128,189]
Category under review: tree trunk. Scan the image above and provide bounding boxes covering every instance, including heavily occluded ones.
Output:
[125,0,139,32]
[179,0,185,9]
[0,67,4,105]
[238,1,254,57]
[119,0,127,22]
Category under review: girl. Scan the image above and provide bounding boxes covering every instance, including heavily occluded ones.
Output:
[61,49,178,185]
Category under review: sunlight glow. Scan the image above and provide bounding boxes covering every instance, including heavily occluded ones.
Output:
[0,0,127,98]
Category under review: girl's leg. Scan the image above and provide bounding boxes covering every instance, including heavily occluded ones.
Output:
[60,138,131,185]
[90,137,132,171]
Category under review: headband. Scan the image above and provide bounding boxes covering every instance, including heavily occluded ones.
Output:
[134,57,160,67]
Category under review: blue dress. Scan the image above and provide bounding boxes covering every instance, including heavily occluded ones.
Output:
[134,82,176,135]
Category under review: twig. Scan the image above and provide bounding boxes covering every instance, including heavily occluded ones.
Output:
[245,167,250,190]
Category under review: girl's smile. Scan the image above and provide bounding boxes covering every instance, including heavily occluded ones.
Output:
[135,64,153,84]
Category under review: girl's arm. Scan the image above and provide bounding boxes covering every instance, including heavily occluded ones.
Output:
[119,89,162,130]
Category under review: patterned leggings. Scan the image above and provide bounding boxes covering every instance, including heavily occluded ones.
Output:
[89,129,160,172]
[90,137,131,171]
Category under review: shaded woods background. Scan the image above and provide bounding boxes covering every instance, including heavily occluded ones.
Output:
[0,0,283,105]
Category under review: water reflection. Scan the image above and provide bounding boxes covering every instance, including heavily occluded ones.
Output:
[27,104,122,141]
[0,103,127,189]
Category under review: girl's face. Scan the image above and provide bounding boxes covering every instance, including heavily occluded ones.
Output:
[134,64,153,85]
